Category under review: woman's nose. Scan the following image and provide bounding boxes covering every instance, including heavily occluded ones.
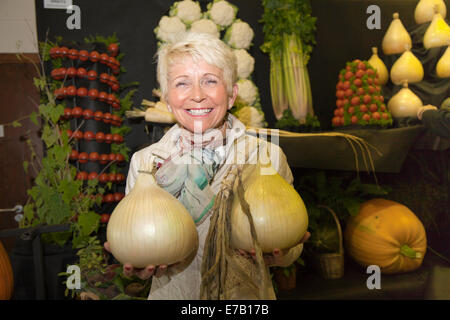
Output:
[191,83,205,102]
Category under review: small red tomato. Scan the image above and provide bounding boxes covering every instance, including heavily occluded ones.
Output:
[78,50,89,61]
[111,114,122,126]
[351,115,359,124]
[99,73,109,83]
[76,67,87,78]
[103,112,112,124]
[336,90,345,99]
[344,89,353,98]
[111,100,120,109]
[54,47,61,58]
[63,108,72,120]
[59,46,69,58]
[372,112,381,120]
[357,87,365,96]
[88,88,99,100]
[370,104,378,112]
[107,56,116,68]
[73,130,84,140]
[103,193,114,203]
[77,87,88,97]
[89,51,100,62]
[106,93,116,104]
[49,46,59,59]
[112,66,120,75]
[89,152,99,162]
[95,132,105,143]
[357,62,366,70]
[88,172,98,180]
[66,85,77,96]
[99,153,109,164]
[342,98,349,106]
[99,53,109,64]
[111,83,120,92]
[97,91,108,102]
[78,152,89,164]
[382,113,390,120]
[332,116,341,126]
[108,75,118,85]
[94,111,103,121]
[69,149,78,161]
[355,69,365,78]
[51,68,59,79]
[84,131,95,141]
[345,71,353,80]
[112,134,123,144]
[378,95,384,103]
[334,109,340,116]
[65,129,73,138]
[367,68,375,76]
[380,104,386,112]
[354,78,362,87]
[83,108,94,120]
[362,113,371,122]
[342,81,350,90]
[115,173,125,183]
[113,192,124,202]
[76,171,88,180]
[68,48,78,60]
[115,153,125,163]
[111,57,120,68]
[71,106,83,118]
[360,104,368,112]
[100,213,110,224]
[87,70,97,81]
[66,67,77,78]
[104,134,113,144]
[107,43,119,57]
[98,173,109,184]
[347,106,355,114]
[108,173,116,182]
[363,95,372,104]
[108,153,116,162]
[351,96,360,106]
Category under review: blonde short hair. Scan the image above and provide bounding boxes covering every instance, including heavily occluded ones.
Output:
[155,32,238,100]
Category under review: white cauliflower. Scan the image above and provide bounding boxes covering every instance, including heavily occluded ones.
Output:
[155,16,186,43]
[189,19,220,39]
[236,79,258,106]
[234,106,266,128]
[233,49,255,79]
[207,0,237,27]
[170,0,202,24]
[224,19,254,49]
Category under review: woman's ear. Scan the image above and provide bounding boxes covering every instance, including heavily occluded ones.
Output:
[228,84,239,110]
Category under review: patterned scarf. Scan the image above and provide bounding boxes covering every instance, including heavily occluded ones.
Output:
[155,116,231,224]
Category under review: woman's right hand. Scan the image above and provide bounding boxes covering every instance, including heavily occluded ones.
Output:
[103,241,171,280]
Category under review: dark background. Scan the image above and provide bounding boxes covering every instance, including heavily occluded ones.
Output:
[35,0,449,157]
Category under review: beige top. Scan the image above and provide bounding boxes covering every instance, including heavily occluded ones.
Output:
[126,114,303,300]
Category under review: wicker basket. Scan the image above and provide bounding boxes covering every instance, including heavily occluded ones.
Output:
[311,205,344,279]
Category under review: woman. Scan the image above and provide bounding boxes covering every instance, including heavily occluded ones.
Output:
[106,32,309,299]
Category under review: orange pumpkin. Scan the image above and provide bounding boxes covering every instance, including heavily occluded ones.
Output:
[344,198,427,274]
[0,240,14,300]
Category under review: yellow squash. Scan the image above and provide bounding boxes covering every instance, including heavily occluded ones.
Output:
[344,198,427,274]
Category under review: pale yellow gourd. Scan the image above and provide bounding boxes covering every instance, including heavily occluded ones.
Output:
[230,161,308,253]
[106,165,199,268]
[387,81,423,118]
[436,45,450,78]
[382,13,412,55]
[415,0,447,24]
[368,47,389,85]
[423,6,450,49]
[390,50,424,85]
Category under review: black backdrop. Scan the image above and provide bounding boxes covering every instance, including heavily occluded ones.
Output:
[35,0,449,160]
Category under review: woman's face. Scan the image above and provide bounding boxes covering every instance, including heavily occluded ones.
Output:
[166,57,238,133]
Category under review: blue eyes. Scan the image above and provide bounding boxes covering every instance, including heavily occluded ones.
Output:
[175,79,218,88]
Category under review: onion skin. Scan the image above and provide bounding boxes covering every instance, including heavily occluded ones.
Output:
[387,82,423,118]
[106,172,198,268]
[231,163,309,253]
[436,46,450,78]
[415,0,447,25]
[382,13,412,55]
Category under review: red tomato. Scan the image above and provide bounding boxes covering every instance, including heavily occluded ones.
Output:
[111,114,122,126]
[93,111,103,121]
[347,106,355,114]
[89,152,99,162]
[99,53,109,64]
[59,46,69,58]
[362,113,371,122]
[342,81,350,90]
[107,93,116,104]
[113,192,124,202]
[367,68,375,76]
[363,95,372,104]
[355,69,365,78]
[83,131,95,141]
[88,172,98,180]
[378,95,384,103]
[112,66,120,75]
[78,152,89,163]
[345,71,353,80]
[87,70,97,81]
[351,115,359,124]
[351,96,360,106]
[104,134,113,144]
[63,108,72,120]
[98,91,108,102]
[370,104,378,112]
[102,113,112,124]
[354,78,362,87]
[357,62,366,70]
[89,51,100,62]
[68,48,78,60]
[66,67,77,78]
[112,100,121,109]
[380,104,386,112]
[83,108,94,120]
[73,130,83,140]
[372,112,381,120]
[367,78,373,85]
[99,73,109,83]
[108,173,116,182]
[115,153,125,163]
[98,173,109,184]
[107,43,119,57]
[103,193,114,203]
[77,67,87,78]
[357,87,365,96]
[95,132,105,143]
[69,149,78,161]
[49,46,59,59]
[71,106,83,118]
[111,83,120,92]
[382,113,390,120]
[76,171,88,180]
[66,85,76,96]
[77,87,88,97]
[88,88,99,100]
[100,213,110,224]
[332,116,341,126]
[115,173,125,183]
[108,153,116,162]
[66,129,73,138]
[78,50,89,61]
[112,134,123,144]
[344,89,353,98]
[99,153,109,164]
[108,75,118,85]
[360,104,368,112]
[336,90,345,99]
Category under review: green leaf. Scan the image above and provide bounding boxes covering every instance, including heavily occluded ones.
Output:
[41,125,57,148]
[77,210,100,238]
[341,197,361,216]
[29,111,39,126]
[23,161,29,173]
[12,121,22,128]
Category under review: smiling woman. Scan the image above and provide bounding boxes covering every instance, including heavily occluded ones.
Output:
[104,32,309,300]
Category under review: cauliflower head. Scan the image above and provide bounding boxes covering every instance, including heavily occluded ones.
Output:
[234,106,266,128]
[170,0,202,24]
[236,79,258,106]
[208,0,237,27]
[225,20,254,49]
[189,19,220,39]
[234,49,255,79]
[155,16,186,43]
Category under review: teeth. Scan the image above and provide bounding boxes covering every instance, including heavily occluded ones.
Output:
[187,108,212,115]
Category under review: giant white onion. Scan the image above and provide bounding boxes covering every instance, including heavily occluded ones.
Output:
[387,81,423,118]
[390,50,424,85]
[382,13,412,55]
[106,166,199,268]
[231,161,308,253]
[368,47,389,86]
[423,8,450,49]
[436,46,450,78]
[415,0,447,24]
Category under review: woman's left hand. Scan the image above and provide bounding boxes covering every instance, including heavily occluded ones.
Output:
[238,231,310,266]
